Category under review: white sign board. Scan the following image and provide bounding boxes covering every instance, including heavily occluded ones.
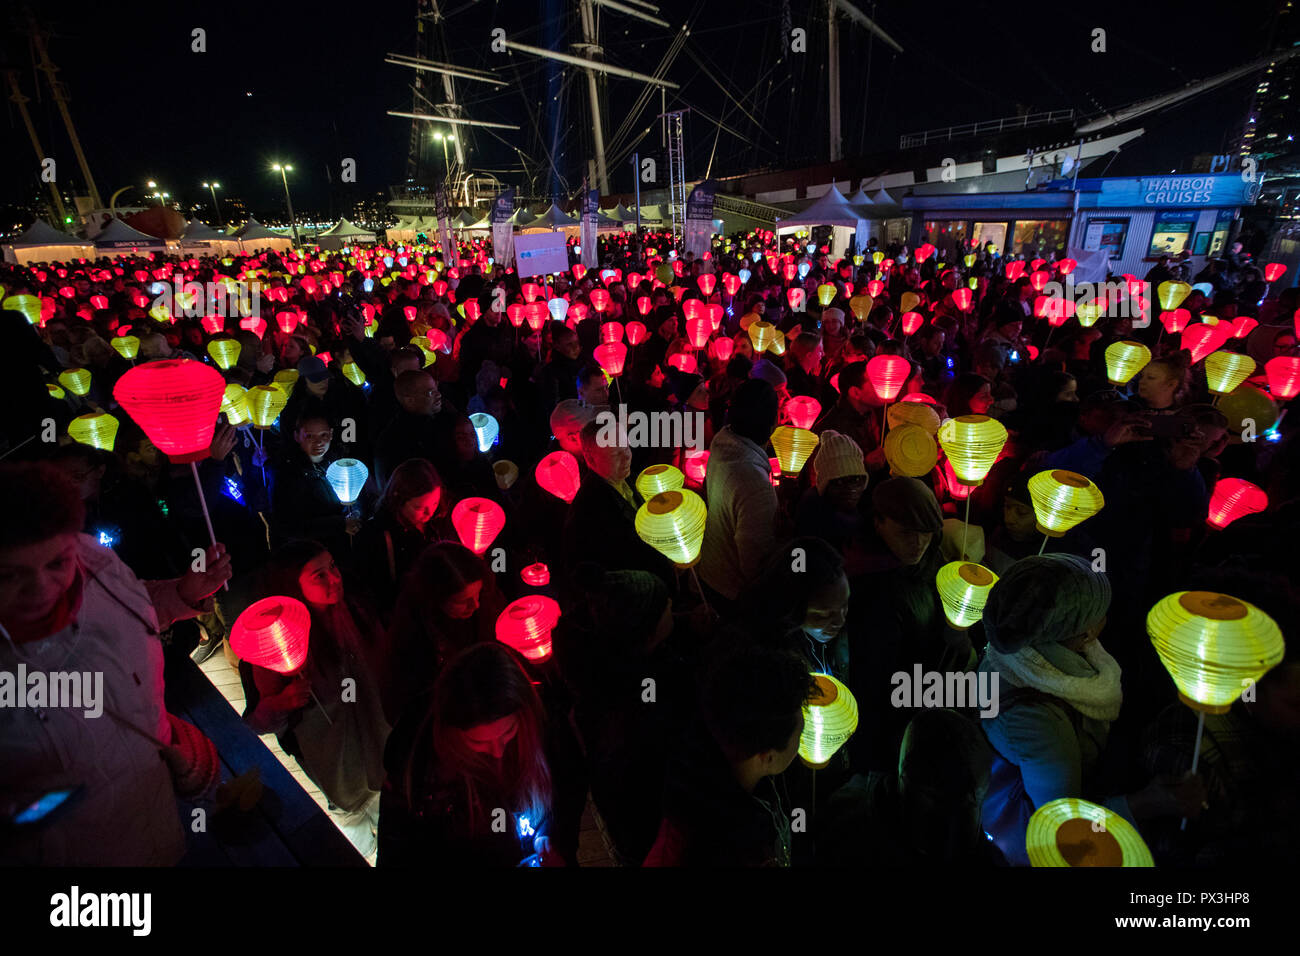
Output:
[514,232,570,277]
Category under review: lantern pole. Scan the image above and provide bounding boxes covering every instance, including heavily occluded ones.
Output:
[190,460,228,591]
[688,564,713,616]
[1180,709,1206,831]
[961,493,972,560]
[1038,533,1049,556]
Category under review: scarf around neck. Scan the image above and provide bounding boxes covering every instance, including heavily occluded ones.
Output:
[984,640,1122,722]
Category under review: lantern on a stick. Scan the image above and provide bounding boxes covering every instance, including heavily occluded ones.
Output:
[1104,340,1151,385]
[635,464,685,499]
[1027,469,1104,550]
[452,497,506,555]
[496,595,561,661]
[770,426,819,476]
[936,561,998,629]
[799,674,858,769]
[535,451,581,503]
[68,412,120,452]
[1206,477,1267,530]
[1026,799,1153,868]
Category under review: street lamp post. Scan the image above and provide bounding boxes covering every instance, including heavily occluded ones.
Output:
[202,181,224,229]
[270,164,297,247]
[433,131,456,180]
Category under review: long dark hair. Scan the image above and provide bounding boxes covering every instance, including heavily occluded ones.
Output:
[379,458,448,528]
[404,643,552,833]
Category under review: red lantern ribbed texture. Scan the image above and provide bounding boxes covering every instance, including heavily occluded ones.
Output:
[1206,478,1268,530]
[867,354,910,401]
[452,497,507,555]
[231,596,310,674]
[114,358,226,463]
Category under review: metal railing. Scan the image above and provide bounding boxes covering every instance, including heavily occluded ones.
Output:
[713,193,795,225]
[899,110,1076,149]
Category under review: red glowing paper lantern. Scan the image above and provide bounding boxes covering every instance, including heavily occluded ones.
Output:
[464,299,481,323]
[231,596,310,674]
[1026,344,1040,361]
[201,315,224,336]
[880,258,895,273]
[590,289,610,313]
[276,311,299,334]
[722,273,742,296]
[525,301,548,331]
[602,321,625,344]
[683,298,704,322]
[1030,258,1046,273]
[915,243,935,263]
[1206,477,1268,530]
[506,303,526,327]
[1029,270,1051,292]
[942,456,972,500]
[1005,261,1026,281]
[452,497,507,555]
[88,294,108,311]
[901,311,924,335]
[433,279,449,298]
[686,316,711,349]
[698,273,716,296]
[707,304,725,331]
[636,295,652,316]
[521,563,550,587]
[595,342,628,376]
[522,282,543,302]
[1160,309,1191,334]
[1265,355,1300,400]
[788,287,805,311]
[427,328,449,352]
[1056,258,1077,276]
[569,302,589,323]
[867,280,884,298]
[711,336,734,362]
[1231,316,1257,339]
[1182,323,1230,364]
[496,595,562,661]
[240,316,267,338]
[113,359,225,463]
[867,354,910,401]
[901,392,939,405]
[667,352,698,374]
[785,395,821,429]
[952,288,973,311]
[782,262,798,282]
[626,320,648,345]
[535,451,581,503]
[1264,263,1287,283]
[684,449,709,483]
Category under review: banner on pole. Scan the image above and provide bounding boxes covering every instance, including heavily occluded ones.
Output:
[490,187,515,267]
[435,186,455,268]
[684,179,717,261]
[581,186,599,270]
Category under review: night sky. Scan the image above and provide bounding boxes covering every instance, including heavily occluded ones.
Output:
[0,0,1279,221]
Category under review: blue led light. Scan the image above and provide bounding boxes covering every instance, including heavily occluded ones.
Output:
[223,476,244,504]
[946,356,955,369]
[517,814,535,839]
[96,528,118,548]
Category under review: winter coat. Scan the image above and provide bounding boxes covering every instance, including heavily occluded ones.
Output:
[0,534,203,864]
[697,427,778,601]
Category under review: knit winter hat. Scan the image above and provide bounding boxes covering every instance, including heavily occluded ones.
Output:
[550,399,596,436]
[750,357,787,390]
[814,430,867,495]
[983,553,1112,655]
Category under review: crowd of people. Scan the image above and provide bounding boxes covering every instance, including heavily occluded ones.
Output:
[1,222,1295,867]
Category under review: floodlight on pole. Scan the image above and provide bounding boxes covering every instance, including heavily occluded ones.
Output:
[203,181,224,228]
[272,164,299,245]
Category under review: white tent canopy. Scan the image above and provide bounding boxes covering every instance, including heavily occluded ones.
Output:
[2,219,96,265]
[775,184,867,257]
[523,203,579,232]
[179,219,242,256]
[315,218,377,250]
[234,218,295,253]
[93,217,169,252]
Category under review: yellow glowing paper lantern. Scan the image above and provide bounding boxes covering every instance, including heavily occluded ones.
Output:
[248,384,288,428]
[799,674,858,769]
[111,335,140,360]
[1157,281,1191,312]
[58,368,92,397]
[1074,300,1104,328]
[886,400,941,435]
[635,489,707,566]
[967,277,979,290]
[964,253,976,268]
[207,338,242,370]
[221,384,251,425]
[900,292,920,314]
[1103,340,1151,385]
[768,328,786,356]
[748,320,776,354]
[936,561,999,629]
[273,369,299,393]
[341,361,366,386]
[68,412,120,451]
[1026,799,1153,868]
[936,414,1007,487]
[1203,351,1255,396]
[47,382,66,399]
[635,463,685,499]
[3,293,41,325]
[872,251,884,265]
[1027,469,1104,537]
[848,294,874,321]
[149,301,172,323]
[883,423,937,477]
[817,283,836,306]
[1147,591,1284,713]
[770,426,820,476]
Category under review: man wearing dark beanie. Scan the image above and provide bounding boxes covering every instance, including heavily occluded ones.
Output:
[978,554,1206,865]
[698,379,780,606]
